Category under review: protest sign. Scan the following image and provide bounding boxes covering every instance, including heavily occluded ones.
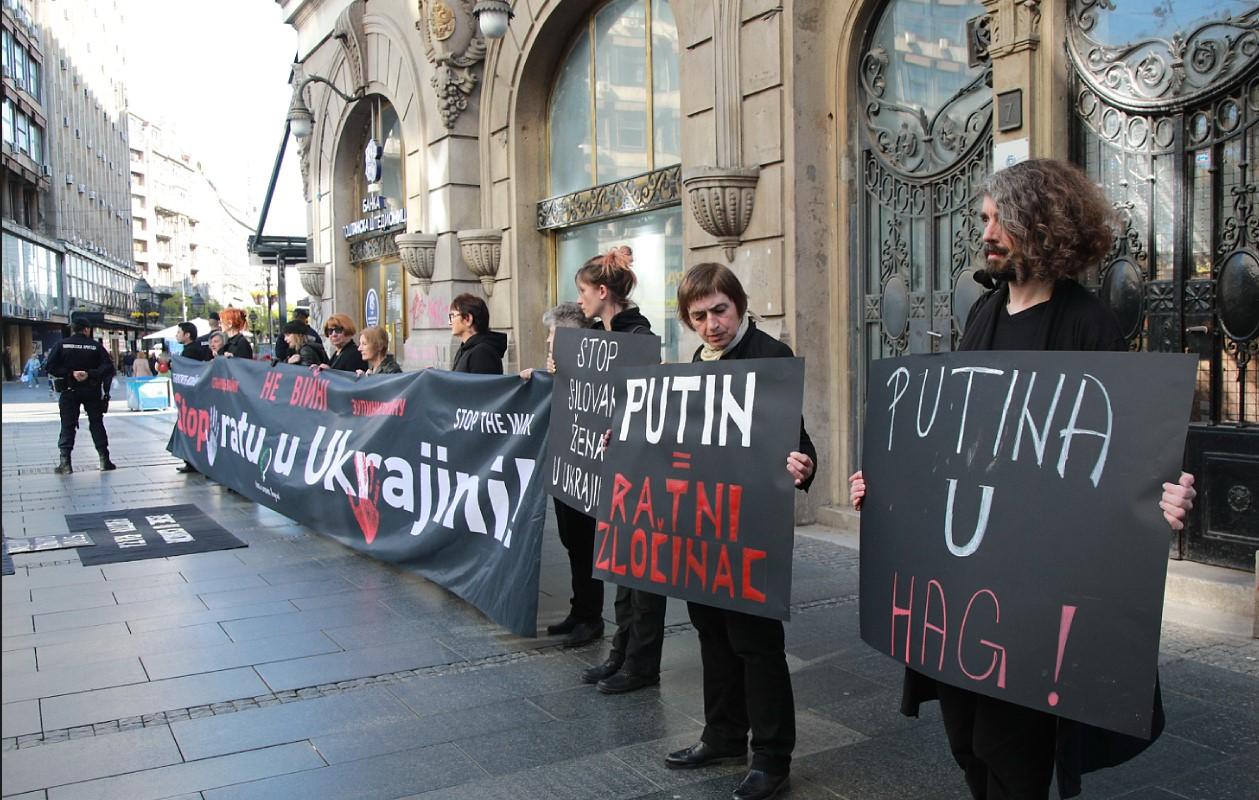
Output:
[592,357,805,620]
[546,326,661,514]
[167,356,553,636]
[858,351,1196,738]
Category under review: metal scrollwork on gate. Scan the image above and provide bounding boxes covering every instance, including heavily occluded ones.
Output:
[1070,1,1259,110]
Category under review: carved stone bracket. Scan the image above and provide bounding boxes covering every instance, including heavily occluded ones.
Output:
[297,262,327,300]
[417,1,488,129]
[396,232,439,291]
[334,0,369,92]
[683,166,760,262]
[982,0,1041,59]
[457,229,503,295]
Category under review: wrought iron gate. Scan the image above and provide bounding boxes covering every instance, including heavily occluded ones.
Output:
[1069,0,1259,569]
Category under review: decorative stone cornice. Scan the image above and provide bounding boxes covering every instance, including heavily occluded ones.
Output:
[457,229,503,295]
[982,0,1041,59]
[333,0,368,92]
[682,166,760,262]
[416,0,488,129]
[536,166,682,231]
[296,262,327,300]
[396,232,439,291]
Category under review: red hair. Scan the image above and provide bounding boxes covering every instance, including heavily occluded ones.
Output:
[575,245,637,305]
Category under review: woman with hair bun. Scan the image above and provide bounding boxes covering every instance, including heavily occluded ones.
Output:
[573,245,667,696]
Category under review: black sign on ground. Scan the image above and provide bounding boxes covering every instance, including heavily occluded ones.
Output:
[67,504,246,566]
[592,358,805,620]
[858,351,1196,739]
[546,326,661,514]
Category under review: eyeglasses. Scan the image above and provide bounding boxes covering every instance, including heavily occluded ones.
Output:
[326,326,345,335]
[448,312,465,321]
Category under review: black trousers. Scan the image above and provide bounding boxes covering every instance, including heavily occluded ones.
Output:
[553,498,604,623]
[688,602,794,774]
[57,389,109,455]
[936,683,1056,800]
[609,583,666,676]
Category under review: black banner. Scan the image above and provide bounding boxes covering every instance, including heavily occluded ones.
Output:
[858,351,1196,738]
[166,356,553,636]
[592,358,805,620]
[68,505,244,565]
[546,326,661,513]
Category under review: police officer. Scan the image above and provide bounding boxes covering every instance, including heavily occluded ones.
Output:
[45,312,117,474]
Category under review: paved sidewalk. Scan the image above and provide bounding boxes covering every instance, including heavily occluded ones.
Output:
[2,380,1256,800]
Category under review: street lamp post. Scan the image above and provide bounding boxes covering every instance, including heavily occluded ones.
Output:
[134,277,155,341]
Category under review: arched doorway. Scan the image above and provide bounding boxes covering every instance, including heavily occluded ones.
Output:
[1068,0,1259,568]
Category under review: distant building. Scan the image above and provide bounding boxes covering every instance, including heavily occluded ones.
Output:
[2,0,137,372]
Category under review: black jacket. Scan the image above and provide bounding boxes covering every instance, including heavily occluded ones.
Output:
[607,306,653,335]
[328,341,368,373]
[903,276,1150,798]
[46,333,115,394]
[180,340,212,362]
[197,327,222,347]
[691,320,816,492]
[273,322,321,362]
[451,330,507,374]
[222,332,253,360]
[284,342,328,367]
[366,354,403,375]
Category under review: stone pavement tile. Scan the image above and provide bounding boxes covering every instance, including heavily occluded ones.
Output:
[605,729,740,791]
[456,703,699,776]
[0,725,181,796]
[433,625,557,660]
[97,559,189,581]
[253,638,460,692]
[126,600,299,634]
[2,699,42,737]
[172,686,416,761]
[3,615,35,635]
[626,772,840,800]
[527,684,666,722]
[321,617,444,650]
[1072,731,1237,799]
[791,734,959,800]
[1158,658,1259,711]
[40,667,269,730]
[2,647,37,673]
[203,741,476,800]
[386,654,588,718]
[5,791,49,800]
[1153,748,1259,800]
[110,573,268,605]
[198,577,358,610]
[2,588,120,618]
[2,656,148,704]
[221,602,406,642]
[289,585,438,612]
[789,663,889,710]
[48,742,325,800]
[1106,790,1189,800]
[1,566,104,592]
[36,623,231,669]
[2,623,131,655]
[252,562,361,587]
[311,698,553,764]
[142,630,343,680]
[33,595,211,634]
[1162,703,1259,756]
[811,682,943,740]
[402,752,659,800]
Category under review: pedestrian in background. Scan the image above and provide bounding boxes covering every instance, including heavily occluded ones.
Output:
[197,311,221,348]
[357,326,402,375]
[219,308,253,360]
[449,294,507,374]
[22,354,40,388]
[45,312,117,474]
[132,350,153,377]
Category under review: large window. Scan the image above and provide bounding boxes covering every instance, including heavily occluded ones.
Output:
[545,0,683,361]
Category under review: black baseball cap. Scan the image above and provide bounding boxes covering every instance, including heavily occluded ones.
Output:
[208,311,220,321]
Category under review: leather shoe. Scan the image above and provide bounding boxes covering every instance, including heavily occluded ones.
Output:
[562,621,604,648]
[596,671,659,694]
[664,741,747,769]
[732,769,788,800]
[546,616,578,636]
[581,657,622,684]
[176,463,199,474]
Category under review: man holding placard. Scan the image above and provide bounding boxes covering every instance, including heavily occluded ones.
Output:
[850,159,1197,799]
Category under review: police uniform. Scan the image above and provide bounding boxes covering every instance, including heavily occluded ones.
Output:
[45,318,117,473]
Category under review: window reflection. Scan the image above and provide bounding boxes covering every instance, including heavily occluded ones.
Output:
[1082,0,1255,47]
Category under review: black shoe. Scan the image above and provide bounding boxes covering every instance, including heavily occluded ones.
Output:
[732,770,789,800]
[54,455,72,475]
[562,621,604,648]
[99,454,117,471]
[664,741,747,769]
[581,657,622,684]
[546,616,578,636]
[596,671,659,694]
[176,463,199,474]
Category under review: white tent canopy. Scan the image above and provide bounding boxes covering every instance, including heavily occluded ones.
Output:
[141,318,210,341]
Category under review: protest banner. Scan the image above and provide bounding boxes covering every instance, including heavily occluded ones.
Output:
[858,351,1196,738]
[166,356,553,636]
[592,357,805,620]
[546,326,661,514]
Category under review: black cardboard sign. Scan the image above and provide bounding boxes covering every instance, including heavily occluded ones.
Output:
[858,351,1196,738]
[545,326,662,514]
[592,357,805,620]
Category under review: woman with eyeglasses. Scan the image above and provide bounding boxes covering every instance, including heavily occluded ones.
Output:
[449,293,507,374]
[218,308,253,360]
[320,313,368,373]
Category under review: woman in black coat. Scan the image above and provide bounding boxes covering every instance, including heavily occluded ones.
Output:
[218,308,253,360]
[321,313,368,373]
[663,263,815,800]
[449,293,507,374]
[278,322,328,367]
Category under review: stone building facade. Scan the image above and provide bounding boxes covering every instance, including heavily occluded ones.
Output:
[279,0,1259,555]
